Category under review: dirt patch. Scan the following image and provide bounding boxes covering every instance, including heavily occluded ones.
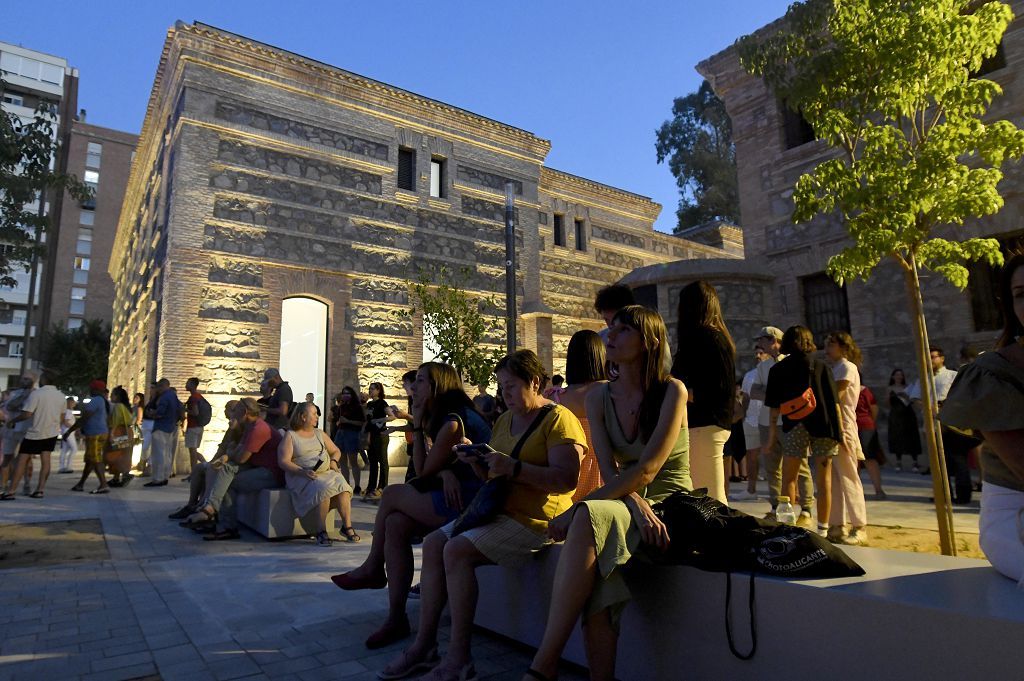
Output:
[867,525,983,558]
[0,518,110,569]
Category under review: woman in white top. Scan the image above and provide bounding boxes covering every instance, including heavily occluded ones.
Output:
[825,331,868,545]
[278,402,358,546]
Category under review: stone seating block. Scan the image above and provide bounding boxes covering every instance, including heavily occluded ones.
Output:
[235,487,337,540]
[474,543,1024,680]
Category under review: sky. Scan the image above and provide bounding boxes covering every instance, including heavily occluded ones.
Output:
[4,0,793,234]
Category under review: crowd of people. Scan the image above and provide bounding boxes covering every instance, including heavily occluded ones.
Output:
[0,259,1020,678]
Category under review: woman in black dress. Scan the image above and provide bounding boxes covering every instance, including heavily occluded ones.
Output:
[364,382,392,500]
[887,368,922,471]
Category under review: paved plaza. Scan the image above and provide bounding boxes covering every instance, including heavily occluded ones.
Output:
[0,466,979,681]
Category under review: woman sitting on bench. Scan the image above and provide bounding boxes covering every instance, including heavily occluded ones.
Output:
[278,401,358,546]
[331,362,491,649]
[526,305,690,681]
[379,350,586,681]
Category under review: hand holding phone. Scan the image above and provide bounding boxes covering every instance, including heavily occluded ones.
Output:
[453,443,496,460]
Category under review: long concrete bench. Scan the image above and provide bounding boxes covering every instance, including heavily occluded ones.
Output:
[235,487,338,540]
[474,543,1024,680]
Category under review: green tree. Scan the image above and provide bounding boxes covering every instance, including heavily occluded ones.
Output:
[0,80,91,287]
[655,79,740,232]
[738,0,1024,555]
[410,269,504,388]
[40,319,110,395]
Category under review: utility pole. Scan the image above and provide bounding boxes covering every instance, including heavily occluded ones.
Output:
[504,182,516,354]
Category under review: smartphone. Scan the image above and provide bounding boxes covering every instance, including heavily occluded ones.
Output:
[311,458,324,471]
[454,443,495,459]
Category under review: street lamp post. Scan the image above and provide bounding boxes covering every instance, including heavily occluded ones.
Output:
[504,181,516,354]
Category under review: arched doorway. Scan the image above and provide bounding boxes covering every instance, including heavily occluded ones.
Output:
[280,296,328,429]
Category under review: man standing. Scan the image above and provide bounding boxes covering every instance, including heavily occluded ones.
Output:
[64,380,110,494]
[0,373,36,494]
[748,326,816,528]
[146,378,179,487]
[184,377,208,477]
[263,368,293,431]
[593,284,636,343]
[1,370,65,498]
[305,393,322,419]
[911,345,972,503]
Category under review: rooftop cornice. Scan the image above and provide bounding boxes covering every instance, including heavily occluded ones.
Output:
[181,22,552,161]
[539,167,661,220]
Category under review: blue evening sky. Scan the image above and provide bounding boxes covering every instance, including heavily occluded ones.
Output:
[5,1,792,233]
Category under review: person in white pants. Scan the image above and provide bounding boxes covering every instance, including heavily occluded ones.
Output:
[825,332,868,545]
[145,378,179,487]
[59,397,78,473]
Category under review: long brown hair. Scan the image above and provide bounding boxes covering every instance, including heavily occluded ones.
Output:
[997,253,1024,349]
[418,362,477,438]
[565,330,607,385]
[676,280,736,357]
[613,305,672,442]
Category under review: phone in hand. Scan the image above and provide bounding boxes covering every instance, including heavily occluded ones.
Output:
[454,443,496,459]
[311,458,324,472]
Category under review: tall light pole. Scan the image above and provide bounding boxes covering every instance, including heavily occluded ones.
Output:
[504,181,516,354]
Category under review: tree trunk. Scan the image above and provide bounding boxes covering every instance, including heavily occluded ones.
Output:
[903,256,957,555]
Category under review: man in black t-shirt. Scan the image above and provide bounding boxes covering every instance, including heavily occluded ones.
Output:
[263,368,293,431]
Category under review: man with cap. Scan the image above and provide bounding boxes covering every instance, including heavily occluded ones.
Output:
[147,378,179,487]
[0,372,36,495]
[263,369,293,431]
[64,379,111,494]
[748,326,816,528]
[1,369,67,499]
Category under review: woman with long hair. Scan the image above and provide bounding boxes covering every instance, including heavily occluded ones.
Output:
[332,362,491,650]
[824,331,869,545]
[670,280,735,503]
[526,306,689,681]
[943,252,1024,583]
[363,381,392,500]
[765,326,842,538]
[278,401,357,546]
[887,368,922,471]
[106,387,135,488]
[556,329,608,501]
[379,351,585,681]
[334,386,365,494]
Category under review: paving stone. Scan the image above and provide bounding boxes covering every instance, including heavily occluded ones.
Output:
[145,629,190,649]
[258,655,322,677]
[152,642,201,667]
[81,662,159,681]
[90,650,154,672]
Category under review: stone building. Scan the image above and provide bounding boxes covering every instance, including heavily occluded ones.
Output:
[108,22,734,451]
[695,2,1024,388]
[42,118,137,333]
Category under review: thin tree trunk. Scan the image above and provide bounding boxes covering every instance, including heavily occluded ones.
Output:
[903,256,956,556]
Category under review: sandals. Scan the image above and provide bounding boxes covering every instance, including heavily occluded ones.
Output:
[418,661,476,681]
[90,487,110,495]
[377,646,440,680]
[70,485,84,492]
[0,493,15,501]
[343,526,361,543]
[203,528,240,541]
[316,531,333,547]
[29,491,44,498]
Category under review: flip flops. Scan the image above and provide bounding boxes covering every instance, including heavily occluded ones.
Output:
[29,491,44,498]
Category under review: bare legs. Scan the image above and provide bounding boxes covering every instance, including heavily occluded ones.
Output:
[528,506,617,681]
[73,457,108,491]
[7,453,50,494]
[339,449,362,491]
[782,455,831,525]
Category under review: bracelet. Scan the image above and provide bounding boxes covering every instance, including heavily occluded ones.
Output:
[512,460,523,479]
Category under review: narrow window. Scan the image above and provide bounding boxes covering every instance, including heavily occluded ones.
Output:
[86,142,102,169]
[397,147,416,191]
[553,214,565,247]
[76,229,92,256]
[781,101,816,149]
[429,157,446,198]
[801,272,850,343]
[574,218,586,251]
[67,318,83,330]
[79,210,94,226]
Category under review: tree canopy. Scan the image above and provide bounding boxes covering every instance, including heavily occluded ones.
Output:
[40,319,110,396]
[655,79,740,232]
[409,269,504,388]
[0,80,91,288]
[737,0,1024,288]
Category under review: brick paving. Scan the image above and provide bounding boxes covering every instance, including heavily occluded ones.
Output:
[0,464,977,680]
[0,472,585,681]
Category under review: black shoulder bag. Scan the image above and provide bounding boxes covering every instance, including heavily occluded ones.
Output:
[450,404,554,536]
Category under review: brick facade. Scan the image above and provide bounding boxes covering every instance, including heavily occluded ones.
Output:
[108,22,734,452]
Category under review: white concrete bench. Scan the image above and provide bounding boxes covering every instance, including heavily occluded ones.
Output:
[474,543,1024,680]
[235,487,337,540]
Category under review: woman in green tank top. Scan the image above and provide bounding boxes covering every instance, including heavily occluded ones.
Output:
[525,305,691,681]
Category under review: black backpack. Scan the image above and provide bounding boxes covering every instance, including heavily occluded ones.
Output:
[197,397,213,427]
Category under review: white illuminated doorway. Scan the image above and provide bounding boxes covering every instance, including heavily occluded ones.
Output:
[280,297,328,430]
